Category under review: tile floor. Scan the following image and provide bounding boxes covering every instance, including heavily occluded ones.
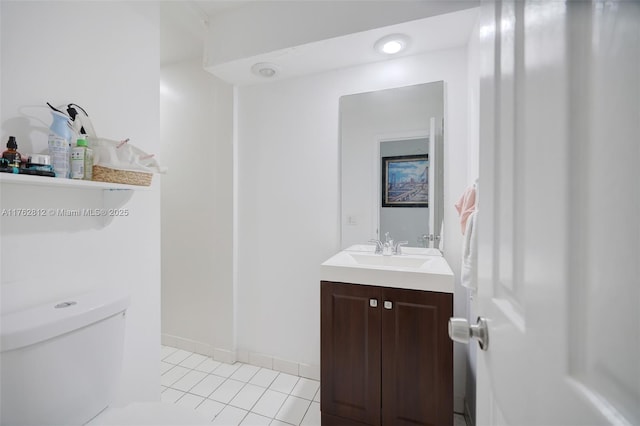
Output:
[161,345,468,426]
[161,346,320,425]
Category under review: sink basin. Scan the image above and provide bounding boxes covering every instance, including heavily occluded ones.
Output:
[320,249,454,293]
[343,244,377,253]
[348,252,431,268]
[343,244,442,256]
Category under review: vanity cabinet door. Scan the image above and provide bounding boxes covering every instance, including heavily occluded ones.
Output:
[321,281,381,426]
[380,288,453,426]
[321,282,453,426]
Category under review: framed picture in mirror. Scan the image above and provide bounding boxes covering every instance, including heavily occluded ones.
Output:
[382,154,429,208]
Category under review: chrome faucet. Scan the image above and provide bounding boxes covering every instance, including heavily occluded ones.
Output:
[420,233,437,248]
[369,233,408,255]
[394,240,409,255]
[369,239,384,254]
[369,232,392,254]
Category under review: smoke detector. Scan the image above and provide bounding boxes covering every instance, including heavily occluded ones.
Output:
[251,62,280,78]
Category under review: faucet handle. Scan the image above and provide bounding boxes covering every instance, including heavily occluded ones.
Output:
[368,239,384,254]
[394,241,409,255]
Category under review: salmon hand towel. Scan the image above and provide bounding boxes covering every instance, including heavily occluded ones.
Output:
[455,185,476,235]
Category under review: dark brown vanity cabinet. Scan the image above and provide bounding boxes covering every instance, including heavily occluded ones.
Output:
[320,281,453,426]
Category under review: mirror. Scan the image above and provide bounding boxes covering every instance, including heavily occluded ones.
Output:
[340,81,444,250]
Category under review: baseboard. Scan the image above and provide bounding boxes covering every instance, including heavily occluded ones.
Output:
[242,351,320,380]
[454,395,465,415]
[161,334,217,358]
[161,334,320,381]
[464,398,475,426]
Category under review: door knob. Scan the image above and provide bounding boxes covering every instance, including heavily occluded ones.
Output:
[448,317,489,350]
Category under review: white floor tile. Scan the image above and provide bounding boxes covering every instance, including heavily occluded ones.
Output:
[213,362,242,378]
[161,365,190,387]
[191,374,226,398]
[251,389,288,418]
[196,358,223,374]
[229,383,267,411]
[291,378,320,401]
[161,388,185,404]
[176,393,205,410]
[154,345,388,426]
[249,368,279,388]
[163,349,192,365]
[161,345,179,359]
[300,401,320,426]
[180,353,209,369]
[275,395,311,425]
[269,373,299,395]
[211,405,248,426]
[231,363,261,383]
[195,398,226,421]
[160,361,174,375]
[240,412,272,426]
[209,379,245,404]
[172,370,208,392]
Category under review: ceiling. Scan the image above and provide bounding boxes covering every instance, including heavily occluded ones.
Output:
[205,8,479,85]
[160,1,249,66]
[160,1,480,84]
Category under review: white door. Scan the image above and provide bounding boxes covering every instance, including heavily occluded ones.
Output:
[475,1,639,424]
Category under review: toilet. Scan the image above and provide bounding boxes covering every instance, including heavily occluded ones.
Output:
[0,287,209,425]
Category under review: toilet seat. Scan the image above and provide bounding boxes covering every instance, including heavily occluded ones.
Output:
[87,401,211,425]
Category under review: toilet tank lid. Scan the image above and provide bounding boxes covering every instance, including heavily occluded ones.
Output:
[1,287,130,352]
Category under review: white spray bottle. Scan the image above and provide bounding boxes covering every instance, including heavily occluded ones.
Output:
[47,106,74,178]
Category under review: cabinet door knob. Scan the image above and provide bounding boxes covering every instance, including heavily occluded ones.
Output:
[369,299,378,308]
[384,301,393,310]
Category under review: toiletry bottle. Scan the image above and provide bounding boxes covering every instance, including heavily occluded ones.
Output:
[2,136,22,167]
[48,110,72,178]
[71,137,88,179]
[83,137,93,181]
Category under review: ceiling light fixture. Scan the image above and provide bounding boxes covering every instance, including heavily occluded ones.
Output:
[374,34,410,55]
[251,62,280,78]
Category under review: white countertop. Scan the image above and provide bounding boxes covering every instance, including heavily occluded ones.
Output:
[320,246,454,293]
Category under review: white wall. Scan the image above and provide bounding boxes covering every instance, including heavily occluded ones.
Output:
[160,60,235,357]
[0,1,160,406]
[236,46,470,409]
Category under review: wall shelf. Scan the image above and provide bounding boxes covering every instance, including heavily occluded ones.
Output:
[0,172,151,191]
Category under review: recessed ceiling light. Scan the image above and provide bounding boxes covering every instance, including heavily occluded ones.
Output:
[374,34,410,55]
[251,62,280,78]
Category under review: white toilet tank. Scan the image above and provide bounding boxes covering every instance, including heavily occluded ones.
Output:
[0,287,130,426]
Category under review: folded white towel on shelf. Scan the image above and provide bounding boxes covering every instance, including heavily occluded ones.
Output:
[461,210,478,292]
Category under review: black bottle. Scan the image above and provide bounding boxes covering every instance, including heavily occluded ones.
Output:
[2,136,22,167]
